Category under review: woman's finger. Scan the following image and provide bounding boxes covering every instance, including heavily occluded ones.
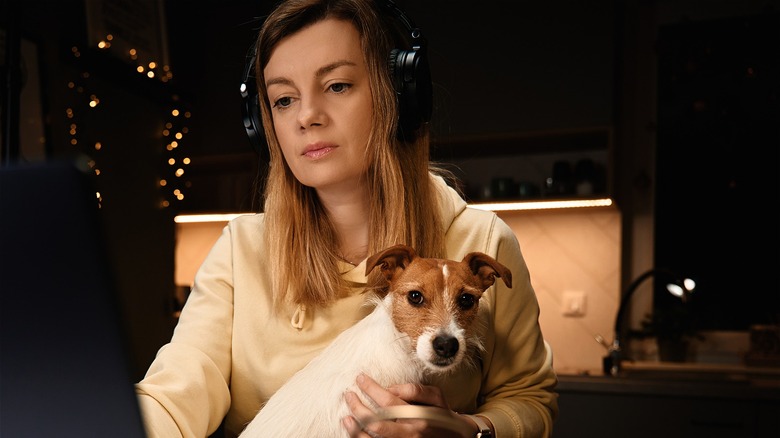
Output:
[364,417,422,437]
[342,413,374,438]
[344,390,379,427]
[387,382,449,408]
[347,374,464,437]
[354,373,404,407]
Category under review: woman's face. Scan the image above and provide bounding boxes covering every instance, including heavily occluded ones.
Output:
[264,18,373,194]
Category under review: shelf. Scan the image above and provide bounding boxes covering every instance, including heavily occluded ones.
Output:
[174,127,615,214]
[431,127,614,206]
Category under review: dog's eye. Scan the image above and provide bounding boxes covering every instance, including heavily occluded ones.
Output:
[457,293,477,310]
[407,290,424,306]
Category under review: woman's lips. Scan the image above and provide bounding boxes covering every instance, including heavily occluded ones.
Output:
[302,142,335,159]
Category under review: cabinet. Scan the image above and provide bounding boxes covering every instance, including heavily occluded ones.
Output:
[554,375,780,438]
[430,127,614,205]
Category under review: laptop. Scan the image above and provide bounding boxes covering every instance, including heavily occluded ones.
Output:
[1,160,147,437]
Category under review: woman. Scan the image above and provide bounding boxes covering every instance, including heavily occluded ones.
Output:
[135,0,558,436]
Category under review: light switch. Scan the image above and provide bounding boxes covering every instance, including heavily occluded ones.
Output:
[562,290,586,317]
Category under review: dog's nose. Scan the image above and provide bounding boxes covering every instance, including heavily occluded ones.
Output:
[432,336,459,358]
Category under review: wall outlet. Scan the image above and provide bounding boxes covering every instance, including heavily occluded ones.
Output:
[562,290,587,317]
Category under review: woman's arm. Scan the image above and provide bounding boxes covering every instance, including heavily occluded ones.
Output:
[135,224,236,438]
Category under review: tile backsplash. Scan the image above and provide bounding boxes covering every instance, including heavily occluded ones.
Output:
[498,207,621,376]
[176,206,622,376]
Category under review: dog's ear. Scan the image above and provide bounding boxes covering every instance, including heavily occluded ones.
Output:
[365,244,417,282]
[462,252,513,290]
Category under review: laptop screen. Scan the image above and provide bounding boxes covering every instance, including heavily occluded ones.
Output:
[1,160,147,437]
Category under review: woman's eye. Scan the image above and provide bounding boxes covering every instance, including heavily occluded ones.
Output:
[407,290,424,306]
[272,96,292,109]
[329,82,351,94]
[457,293,476,310]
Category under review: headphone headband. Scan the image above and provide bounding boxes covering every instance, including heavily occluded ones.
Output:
[381,0,422,47]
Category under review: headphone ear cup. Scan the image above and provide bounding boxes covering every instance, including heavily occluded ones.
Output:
[241,83,264,153]
[389,47,432,140]
[240,52,270,162]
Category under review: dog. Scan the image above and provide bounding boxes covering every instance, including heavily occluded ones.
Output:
[239,244,512,437]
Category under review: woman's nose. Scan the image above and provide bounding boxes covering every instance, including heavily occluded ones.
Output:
[297,95,326,129]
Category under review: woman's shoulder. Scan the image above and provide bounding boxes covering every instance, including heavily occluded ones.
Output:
[452,206,513,235]
[229,212,265,225]
[226,212,265,228]
[445,207,516,255]
[223,213,266,243]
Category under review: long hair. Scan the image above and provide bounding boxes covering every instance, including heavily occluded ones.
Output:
[255,0,447,309]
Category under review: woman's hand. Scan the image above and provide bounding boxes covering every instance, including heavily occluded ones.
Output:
[342,373,477,438]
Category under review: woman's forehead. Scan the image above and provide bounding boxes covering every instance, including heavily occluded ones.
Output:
[264,18,363,80]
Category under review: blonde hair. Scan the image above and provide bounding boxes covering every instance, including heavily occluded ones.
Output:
[254,0,448,309]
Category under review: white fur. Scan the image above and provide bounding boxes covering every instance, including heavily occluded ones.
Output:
[239,294,426,437]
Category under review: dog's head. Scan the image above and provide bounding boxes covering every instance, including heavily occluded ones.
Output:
[365,244,512,373]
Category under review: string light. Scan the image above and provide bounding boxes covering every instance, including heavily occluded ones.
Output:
[62,35,191,209]
[160,96,192,208]
[65,46,102,179]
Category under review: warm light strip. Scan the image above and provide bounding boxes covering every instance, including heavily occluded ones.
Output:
[174,213,248,223]
[468,198,614,211]
[174,198,614,223]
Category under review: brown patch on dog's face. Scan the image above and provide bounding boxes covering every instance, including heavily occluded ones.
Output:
[366,245,511,371]
[387,258,485,346]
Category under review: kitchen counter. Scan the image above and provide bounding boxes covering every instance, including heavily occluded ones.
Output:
[553,362,780,438]
[557,361,780,400]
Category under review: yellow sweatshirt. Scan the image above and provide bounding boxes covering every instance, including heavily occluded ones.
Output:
[136,176,558,437]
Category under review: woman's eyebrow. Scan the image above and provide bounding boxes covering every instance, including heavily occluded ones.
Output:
[315,59,357,79]
[266,76,293,88]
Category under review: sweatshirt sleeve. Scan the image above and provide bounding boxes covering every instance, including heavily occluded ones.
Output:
[135,223,235,438]
[477,216,559,437]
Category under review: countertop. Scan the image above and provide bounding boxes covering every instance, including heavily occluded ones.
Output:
[557,361,780,401]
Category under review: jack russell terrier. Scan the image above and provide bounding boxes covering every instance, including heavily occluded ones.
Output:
[240,244,512,437]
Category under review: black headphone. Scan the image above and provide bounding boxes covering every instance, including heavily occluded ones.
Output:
[240,0,432,155]
[240,45,266,157]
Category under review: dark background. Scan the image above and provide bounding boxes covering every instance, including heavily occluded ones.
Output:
[654,12,779,330]
[2,0,778,381]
